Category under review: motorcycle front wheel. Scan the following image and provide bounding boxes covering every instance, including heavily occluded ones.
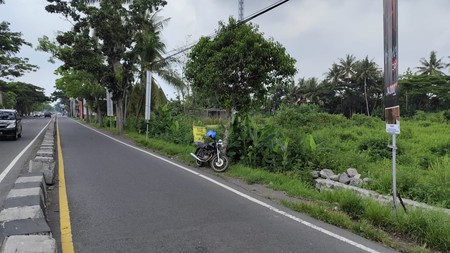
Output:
[210,154,229,172]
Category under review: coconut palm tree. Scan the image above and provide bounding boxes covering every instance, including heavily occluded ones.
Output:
[447,56,450,73]
[130,10,185,122]
[416,51,446,76]
[355,56,380,116]
[339,54,357,82]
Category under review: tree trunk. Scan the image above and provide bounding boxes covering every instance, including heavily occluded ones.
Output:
[116,96,124,134]
[85,105,90,123]
[112,58,124,134]
[371,94,379,115]
[364,78,370,116]
[222,109,233,155]
[96,97,103,126]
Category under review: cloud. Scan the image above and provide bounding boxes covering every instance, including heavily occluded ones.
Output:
[1,0,449,99]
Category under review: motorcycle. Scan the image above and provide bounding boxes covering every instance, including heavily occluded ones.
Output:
[190,130,229,172]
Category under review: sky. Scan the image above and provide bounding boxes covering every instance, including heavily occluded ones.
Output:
[1,0,450,99]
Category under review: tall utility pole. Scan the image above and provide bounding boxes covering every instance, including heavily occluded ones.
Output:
[239,0,244,20]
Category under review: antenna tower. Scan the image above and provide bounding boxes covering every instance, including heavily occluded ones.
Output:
[239,0,244,21]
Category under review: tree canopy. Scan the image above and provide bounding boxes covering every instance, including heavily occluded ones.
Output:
[0,21,38,79]
[185,17,297,115]
[416,51,446,76]
[44,0,182,133]
[0,80,49,113]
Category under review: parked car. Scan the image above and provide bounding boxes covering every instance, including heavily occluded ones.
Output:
[0,109,22,140]
[32,111,43,117]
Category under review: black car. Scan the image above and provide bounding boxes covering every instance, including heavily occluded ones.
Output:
[44,111,52,118]
[0,109,22,140]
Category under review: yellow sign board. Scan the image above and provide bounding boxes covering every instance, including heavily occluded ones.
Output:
[193,126,207,143]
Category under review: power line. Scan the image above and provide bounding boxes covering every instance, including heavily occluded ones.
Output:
[155,0,290,64]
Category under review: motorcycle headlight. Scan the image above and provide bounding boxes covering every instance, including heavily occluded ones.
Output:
[6,123,16,129]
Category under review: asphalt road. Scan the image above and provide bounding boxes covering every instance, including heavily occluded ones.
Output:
[0,117,52,207]
[51,117,398,253]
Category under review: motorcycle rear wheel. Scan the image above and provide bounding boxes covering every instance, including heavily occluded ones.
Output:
[210,154,229,172]
[194,148,206,167]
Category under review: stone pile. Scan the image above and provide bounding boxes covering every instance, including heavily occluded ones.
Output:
[311,168,370,187]
[312,167,450,215]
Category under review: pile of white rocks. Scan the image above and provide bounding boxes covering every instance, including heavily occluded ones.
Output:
[311,167,450,215]
[311,168,370,187]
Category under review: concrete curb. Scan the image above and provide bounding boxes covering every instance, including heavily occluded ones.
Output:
[315,178,450,215]
[0,118,57,253]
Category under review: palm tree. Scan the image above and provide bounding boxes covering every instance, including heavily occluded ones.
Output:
[325,55,358,117]
[355,56,380,116]
[338,54,357,82]
[131,11,185,122]
[416,51,446,76]
[138,12,184,89]
[326,63,342,84]
[298,77,322,105]
[447,56,450,73]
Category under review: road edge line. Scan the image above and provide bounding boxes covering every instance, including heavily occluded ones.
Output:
[0,119,51,184]
[56,118,75,253]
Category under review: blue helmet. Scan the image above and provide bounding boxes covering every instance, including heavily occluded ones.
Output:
[205,130,216,139]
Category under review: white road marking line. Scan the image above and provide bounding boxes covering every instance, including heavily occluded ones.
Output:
[0,120,52,183]
[73,119,381,253]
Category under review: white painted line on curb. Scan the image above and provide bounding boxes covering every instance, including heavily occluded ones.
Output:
[7,187,41,198]
[74,120,381,253]
[0,120,52,184]
[15,176,43,184]
[0,205,44,222]
[1,235,56,253]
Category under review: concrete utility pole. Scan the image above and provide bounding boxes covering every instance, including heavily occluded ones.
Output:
[239,0,244,20]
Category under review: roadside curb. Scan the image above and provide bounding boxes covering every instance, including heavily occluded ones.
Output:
[0,118,57,253]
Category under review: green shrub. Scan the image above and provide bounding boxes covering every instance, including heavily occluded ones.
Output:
[443,110,450,121]
[362,200,392,228]
[358,137,392,161]
[351,114,383,128]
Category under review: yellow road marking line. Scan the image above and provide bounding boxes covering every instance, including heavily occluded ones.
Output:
[57,119,75,253]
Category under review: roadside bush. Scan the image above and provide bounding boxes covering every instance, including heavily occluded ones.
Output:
[351,114,383,128]
[443,110,450,121]
[358,137,392,161]
[229,114,317,172]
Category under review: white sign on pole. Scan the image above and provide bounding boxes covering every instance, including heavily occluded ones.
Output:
[106,90,114,116]
[145,70,152,121]
[83,98,87,116]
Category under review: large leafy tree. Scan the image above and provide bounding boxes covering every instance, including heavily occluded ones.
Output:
[416,51,446,76]
[0,81,49,113]
[185,17,297,147]
[399,73,450,113]
[38,30,109,124]
[0,22,38,79]
[45,0,172,133]
[54,69,104,122]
